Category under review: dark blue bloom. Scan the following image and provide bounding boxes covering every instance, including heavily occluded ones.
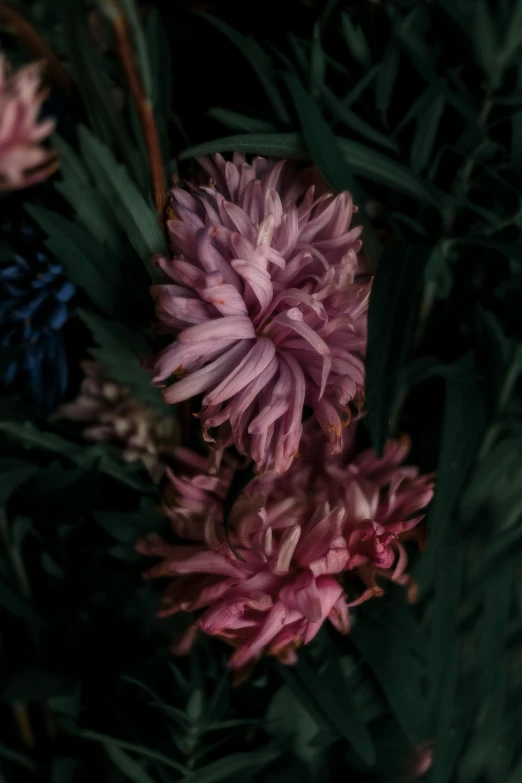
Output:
[0,232,76,413]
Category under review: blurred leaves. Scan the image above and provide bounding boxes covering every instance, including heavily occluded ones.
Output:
[366,244,431,454]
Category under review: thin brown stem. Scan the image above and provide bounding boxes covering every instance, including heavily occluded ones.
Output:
[109,4,166,216]
[0,2,73,95]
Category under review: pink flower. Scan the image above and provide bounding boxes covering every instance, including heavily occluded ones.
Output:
[0,57,57,189]
[148,154,369,473]
[54,361,178,482]
[137,423,434,670]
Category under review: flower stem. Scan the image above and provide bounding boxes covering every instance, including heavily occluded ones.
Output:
[105,1,166,216]
[0,2,73,95]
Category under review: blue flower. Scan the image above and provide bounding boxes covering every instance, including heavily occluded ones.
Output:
[0,229,76,412]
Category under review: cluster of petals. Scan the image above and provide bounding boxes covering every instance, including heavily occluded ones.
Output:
[137,423,434,670]
[149,153,370,473]
[55,361,178,482]
[0,56,57,189]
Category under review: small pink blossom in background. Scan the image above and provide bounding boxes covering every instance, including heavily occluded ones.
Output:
[0,56,57,190]
[55,361,178,482]
[137,422,433,671]
[406,740,434,778]
[148,153,370,473]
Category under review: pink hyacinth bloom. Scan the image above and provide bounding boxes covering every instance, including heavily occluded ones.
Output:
[148,154,369,473]
[137,423,434,670]
[0,57,57,190]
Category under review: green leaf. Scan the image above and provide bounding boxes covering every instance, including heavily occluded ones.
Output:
[431,666,477,783]
[0,421,152,492]
[351,608,427,742]
[65,726,188,774]
[26,204,123,316]
[428,541,463,706]
[95,499,161,544]
[79,309,169,413]
[284,72,383,269]
[396,8,437,82]
[22,459,100,515]
[180,132,442,207]
[0,743,37,772]
[366,244,432,454]
[180,132,307,160]
[119,0,153,99]
[183,746,282,783]
[310,23,325,100]
[278,653,376,766]
[53,135,124,259]
[266,685,323,768]
[207,108,277,133]
[146,9,172,117]
[200,14,290,124]
[410,92,445,173]
[322,86,398,152]
[58,0,147,189]
[427,367,487,555]
[78,126,167,267]
[375,40,400,112]
[341,13,372,71]
[105,745,156,783]
[474,0,500,88]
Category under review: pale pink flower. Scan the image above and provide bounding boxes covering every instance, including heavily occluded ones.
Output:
[148,154,369,473]
[0,57,57,189]
[407,740,434,778]
[137,423,433,670]
[55,361,178,482]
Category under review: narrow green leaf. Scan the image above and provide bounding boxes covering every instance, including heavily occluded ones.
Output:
[427,370,487,554]
[0,421,152,492]
[410,93,445,173]
[78,126,167,266]
[146,10,172,118]
[310,23,325,100]
[0,743,37,772]
[183,746,282,783]
[396,8,436,82]
[207,108,277,133]
[279,654,375,766]
[180,132,441,207]
[428,541,463,704]
[284,72,383,268]
[26,205,122,316]
[180,132,307,160]
[58,0,146,188]
[200,14,290,124]
[366,244,432,454]
[119,0,153,99]
[322,86,398,152]
[431,667,477,783]
[320,656,376,765]
[351,610,426,741]
[341,13,372,71]
[342,65,380,108]
[66,726,188,774]
[375,40,400,112]
[105,745,156,783]
[474,0,500,88]
[79,309,169,413]
[53,135,123,258]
